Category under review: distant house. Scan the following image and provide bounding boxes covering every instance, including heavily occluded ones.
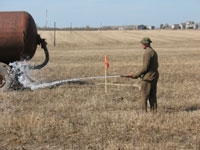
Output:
[118,27,125,30]
[118,25,137,30]
[198,23,200,29]
[160,24,170,29]
[126,25,137,30]
[194,24,199,29]
[178,21,199,29]
[147,26,155,30]
[185,21,197,29]
[179,23,186,29]
[137,25,147,30]
[171,24,180,29]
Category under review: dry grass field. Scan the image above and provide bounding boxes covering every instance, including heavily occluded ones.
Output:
[0,30,200,150]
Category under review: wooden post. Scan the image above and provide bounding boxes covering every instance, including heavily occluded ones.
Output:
[105,55,109,93]
[105,62,107,93]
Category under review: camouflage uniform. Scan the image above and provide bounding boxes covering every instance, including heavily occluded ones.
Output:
[133,37,159,112]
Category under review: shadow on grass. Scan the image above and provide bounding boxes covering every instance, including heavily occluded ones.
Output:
[184,105,200,112]
[163,105,200,113]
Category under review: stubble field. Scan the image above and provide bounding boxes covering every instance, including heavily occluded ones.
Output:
[0,30,200,150]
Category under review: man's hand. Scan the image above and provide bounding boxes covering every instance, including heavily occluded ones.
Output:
[126,74,134,78]
[120,74,137,79]
[132,75,138,79]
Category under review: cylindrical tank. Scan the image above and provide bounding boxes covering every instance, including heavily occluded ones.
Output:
[0,11,38,64]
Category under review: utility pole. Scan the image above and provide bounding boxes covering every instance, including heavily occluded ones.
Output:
[70,22,72,34]
[45,9,48,28]
[54,22,56,47]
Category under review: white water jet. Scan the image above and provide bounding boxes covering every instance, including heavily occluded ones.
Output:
[9,61,120,90]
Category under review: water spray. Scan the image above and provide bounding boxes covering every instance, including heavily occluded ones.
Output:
[9,61,121,90]
[25,75,121,90]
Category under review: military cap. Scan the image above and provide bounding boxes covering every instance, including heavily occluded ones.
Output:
[140,37,152,44]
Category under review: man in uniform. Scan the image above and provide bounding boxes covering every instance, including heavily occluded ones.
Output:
[122,37,159,112]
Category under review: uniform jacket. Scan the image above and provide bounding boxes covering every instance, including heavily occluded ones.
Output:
[134,47,159,81]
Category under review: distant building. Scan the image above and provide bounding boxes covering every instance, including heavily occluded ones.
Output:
[171,24,180,29]
[118,27,125,30]
[118,25,137,30]
[185,21,197,29]
[160,24,170,29]
[147,26,155,30]
[137,25,147,30]
[198,23,200,29]
[179,23,186,29]
[126,25,137,30]
[159,21,199,30]
[194,23,199,29]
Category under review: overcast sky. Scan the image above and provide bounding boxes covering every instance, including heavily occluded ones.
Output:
[1,0,200,28]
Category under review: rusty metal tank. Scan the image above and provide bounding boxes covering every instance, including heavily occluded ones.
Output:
[0,11,38,64]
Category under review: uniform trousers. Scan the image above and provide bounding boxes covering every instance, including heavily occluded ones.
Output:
[141,78,158,112]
